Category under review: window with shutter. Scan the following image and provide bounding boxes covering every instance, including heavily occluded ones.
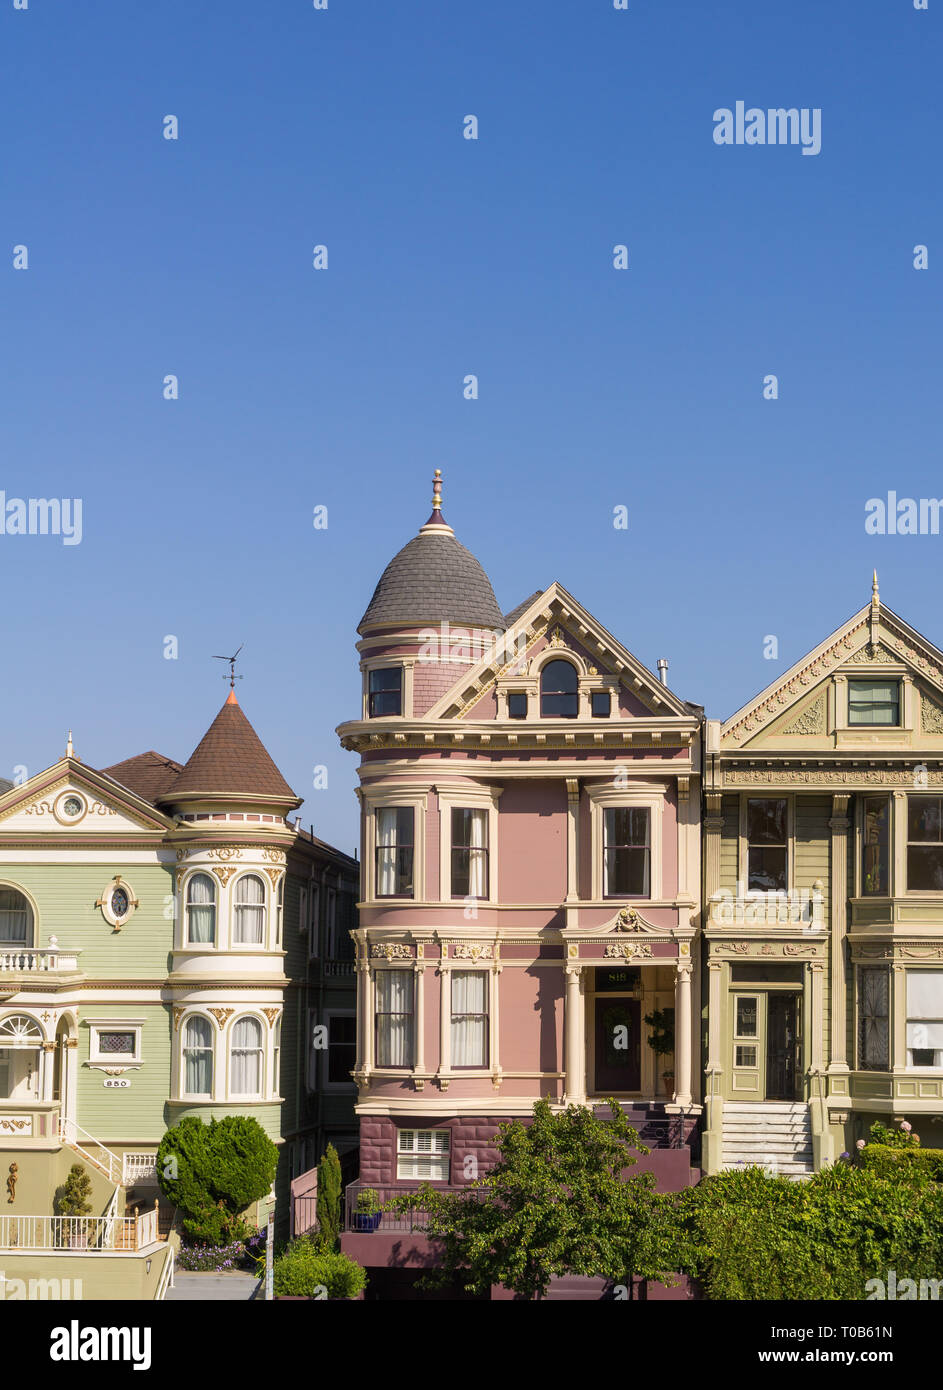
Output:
[396,1127,450,1180]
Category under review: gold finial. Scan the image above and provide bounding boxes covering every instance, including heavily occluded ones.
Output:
[66,731,74,758]
[872,570,879,604]
[431,468,443,511]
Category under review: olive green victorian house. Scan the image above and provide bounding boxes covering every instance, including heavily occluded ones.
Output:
[0,691,356,1296]
[703,578,943,1176]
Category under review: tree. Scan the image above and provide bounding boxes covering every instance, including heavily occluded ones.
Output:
[57,1163,93,1218]
[388,1099,680,1299]
[156,1115,278,1244]
[316,1144,342,1251]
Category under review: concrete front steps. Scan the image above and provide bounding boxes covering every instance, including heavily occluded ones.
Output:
[721,1101,813,1178]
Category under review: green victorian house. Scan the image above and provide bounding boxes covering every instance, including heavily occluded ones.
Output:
[0,689,356,1297]
[703,577,943,1176]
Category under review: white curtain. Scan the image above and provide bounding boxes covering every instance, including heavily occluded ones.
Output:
[376,970,413,1067]
[376,808,398,896]
[468,810,487,898]
[907,972,943,1058]
[0,889,30,943]
[231,1017,263,1095]
[184,1017,213,1096]
[452,971,487,1067]
[234,875,265,944]
[187,874,216,944]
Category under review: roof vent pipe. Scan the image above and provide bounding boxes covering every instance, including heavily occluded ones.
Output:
[657,658,669,686]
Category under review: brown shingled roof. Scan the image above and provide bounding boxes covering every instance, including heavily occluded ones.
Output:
[167,692,298,803]
[101,751,184,805]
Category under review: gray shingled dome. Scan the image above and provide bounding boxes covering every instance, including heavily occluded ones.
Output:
[359,530,505,633]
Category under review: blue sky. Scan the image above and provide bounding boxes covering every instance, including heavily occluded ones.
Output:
[2,0,940,849]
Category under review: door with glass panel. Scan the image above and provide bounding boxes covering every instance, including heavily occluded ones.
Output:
[731,990,801,1101]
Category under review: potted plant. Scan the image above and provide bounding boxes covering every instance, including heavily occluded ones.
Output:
[350,1188,382,1234]
[57,1162,94,1249]
[643,1009,675,1099]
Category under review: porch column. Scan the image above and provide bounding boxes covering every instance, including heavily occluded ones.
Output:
[828,794,851,1073]
[564,962,585,1104]
[413,957,425,1074]
[809,961,825,1077]
[64,1037,79,1139]
[41,1041,55,1101]
[674,959,693,1107]
[439,953,451,1078]
[363,966,375,1075]
[565,779,580,920]
[703,793,724,907]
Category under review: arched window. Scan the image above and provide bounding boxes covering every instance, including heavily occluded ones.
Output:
[182,1016,213,1098]
[186,874,216,946]
[273,1018,281,1096]
[0,1013,42,1101]
[540,660,579,718]
[0,888,32,945]
[234,875,266,945]
[230,1017,263,1097]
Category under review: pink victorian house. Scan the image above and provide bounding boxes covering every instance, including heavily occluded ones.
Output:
[337,475,702,1297]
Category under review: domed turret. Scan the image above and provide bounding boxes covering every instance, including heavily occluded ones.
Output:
[358,471,504,636]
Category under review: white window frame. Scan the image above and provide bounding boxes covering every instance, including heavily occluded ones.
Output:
[362,787,428,903]
[905,969,943,1071]
[232,871,269,947]
[182,870,219,950]
[396,1127,450,1181]
[88,1019,144,1066]
[436,785,501,903]
[179,1012,216,1100]
[361,657,414,720]
[227,1014,266,1101]
[586,783,665,902]
[739,794,794,898]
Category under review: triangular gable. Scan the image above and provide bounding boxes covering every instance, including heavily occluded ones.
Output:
[722,595,943,748]
[425,583,692,721]
[0,758,175,833]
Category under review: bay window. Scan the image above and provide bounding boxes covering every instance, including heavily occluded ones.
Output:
[183,1016,213,1098]
[230,1016,263,1097]
[906,972,943,1068]
[451,808,489,899]
[375,969,414,1068]
[908,796,943,891]
[375,807,414,897]
[862,797,890,895]
[857,967,889,1071]
[186,874,216,945]
[451,971,489,1067]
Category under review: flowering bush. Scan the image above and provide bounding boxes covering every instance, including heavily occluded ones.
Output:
[868,1120,920,1150]
[177,1240,247,1272]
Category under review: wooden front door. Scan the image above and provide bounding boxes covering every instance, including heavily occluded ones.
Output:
[594,998,641,1093]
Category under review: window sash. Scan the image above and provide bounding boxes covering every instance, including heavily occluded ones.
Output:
[234,876,265,944]
[396,1128,449,1180]
[858,967,890,1071]
[375,970,414,1068]
[375,807,415,897]
[186,874,216,945]
[848,680,900,726]
[231,1018,263,1096]
[450,808,489,899]
[451,971,489,1067]
[368,668,402,718]
[862,797,890,895]
[746,799,788,891]
[603,808,651,897]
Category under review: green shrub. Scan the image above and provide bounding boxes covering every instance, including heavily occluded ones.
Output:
[272,1237,367,1299]
[680,1161,943,1300]
[859,1144,943,1183]
[317,1144,342,1250]
[867,1120,920,1150]
[156,1115,278,1245]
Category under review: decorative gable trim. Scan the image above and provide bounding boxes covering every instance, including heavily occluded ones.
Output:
[427,583,690,721]
[0,762,175,832]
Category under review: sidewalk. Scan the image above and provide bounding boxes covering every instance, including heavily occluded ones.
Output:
[166,1272,261,1301]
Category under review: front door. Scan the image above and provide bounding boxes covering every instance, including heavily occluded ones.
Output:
[766,993,800,1100]
[594,998,641,1093]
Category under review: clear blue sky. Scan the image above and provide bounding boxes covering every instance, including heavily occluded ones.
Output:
[2,0,940,851]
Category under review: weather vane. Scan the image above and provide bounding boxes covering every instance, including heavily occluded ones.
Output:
[212,643,245,690]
